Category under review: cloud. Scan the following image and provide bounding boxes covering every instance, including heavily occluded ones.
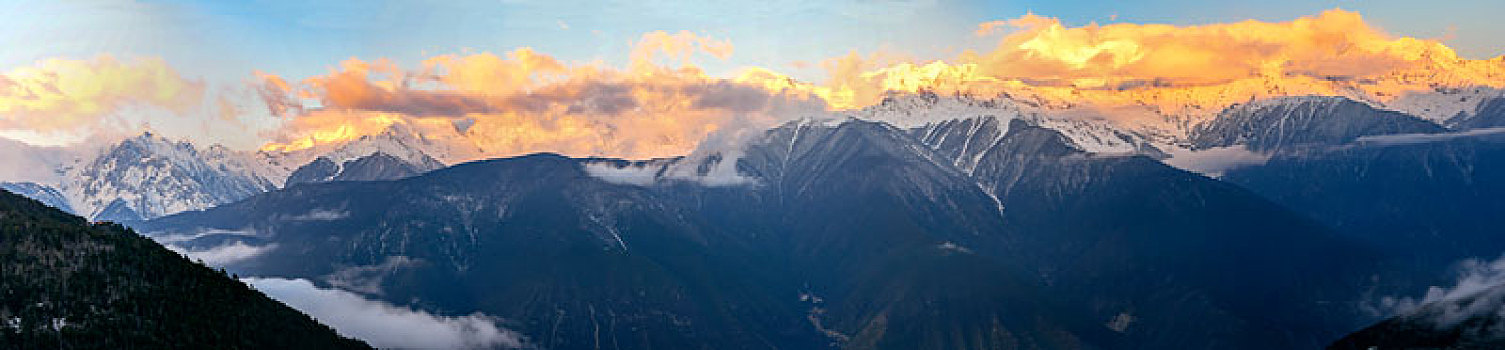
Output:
[168,241,277,266]
[583,161,662,186]
[245,277,524,349]
[278,208,351,221]
[0,137,67,183]
[807,9,1505,124]
[257,31,826,162]
[968,9,1466,85]
[1371,256,1505,330]
[1162,146,1271,177]
[322,256,418,296]
[150,227,260,244]
[1355,127,1505,146]
[973,20,1009,37]
[0,55,204,144]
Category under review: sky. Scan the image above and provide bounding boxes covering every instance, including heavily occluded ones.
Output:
[1,0,1503,152]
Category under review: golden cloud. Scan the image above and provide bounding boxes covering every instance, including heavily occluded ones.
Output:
[259,31,825,160]
[811,9,1505,122]
[0,55,203,135]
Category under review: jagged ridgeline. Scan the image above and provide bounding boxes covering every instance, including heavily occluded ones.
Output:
[0,189,369,349]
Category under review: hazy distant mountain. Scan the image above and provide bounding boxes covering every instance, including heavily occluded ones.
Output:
[0,188,369,348]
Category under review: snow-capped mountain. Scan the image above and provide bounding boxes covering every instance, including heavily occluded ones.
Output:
[850,92,1162,155]
[54,132,278,221]
[257,123,473,186]
[0,124,458,221]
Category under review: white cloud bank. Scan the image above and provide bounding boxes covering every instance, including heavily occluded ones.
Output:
[168,241,276,266]
[1162,146,1271,177]
[583,162,662,186]
[1356,127,1505,146]
[245,277,524,349]
[1369,255,1505,331]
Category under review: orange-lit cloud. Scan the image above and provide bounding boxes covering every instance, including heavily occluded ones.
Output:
[811,9,1505,127]
[0,55,203,139]
[973,20,1008,37]
[259,31,824,160]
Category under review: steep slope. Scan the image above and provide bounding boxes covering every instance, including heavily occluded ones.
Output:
[139,154,826,349]
[1223,131,1505,273]
[0,189,368,348]
[728,118,1106,349]
[909,116,1384,349]
[1182,95,1505,277]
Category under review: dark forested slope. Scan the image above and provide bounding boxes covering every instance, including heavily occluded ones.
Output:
[0,189,369,349]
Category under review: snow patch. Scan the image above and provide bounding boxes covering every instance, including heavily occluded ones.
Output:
[937,241,973,254]
[1106,312,1136,333]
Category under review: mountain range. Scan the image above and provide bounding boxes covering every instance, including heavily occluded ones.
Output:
[0,125,451,222]
[5,91,1505,348]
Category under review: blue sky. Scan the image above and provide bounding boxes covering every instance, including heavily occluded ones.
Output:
[4,0,1500,84]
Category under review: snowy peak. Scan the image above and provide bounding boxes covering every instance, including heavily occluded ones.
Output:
[320,131,449,169]
[852,91,1037,129]
[57,132,276,221]
[850,93,1160,156]
[258,124,457,186]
